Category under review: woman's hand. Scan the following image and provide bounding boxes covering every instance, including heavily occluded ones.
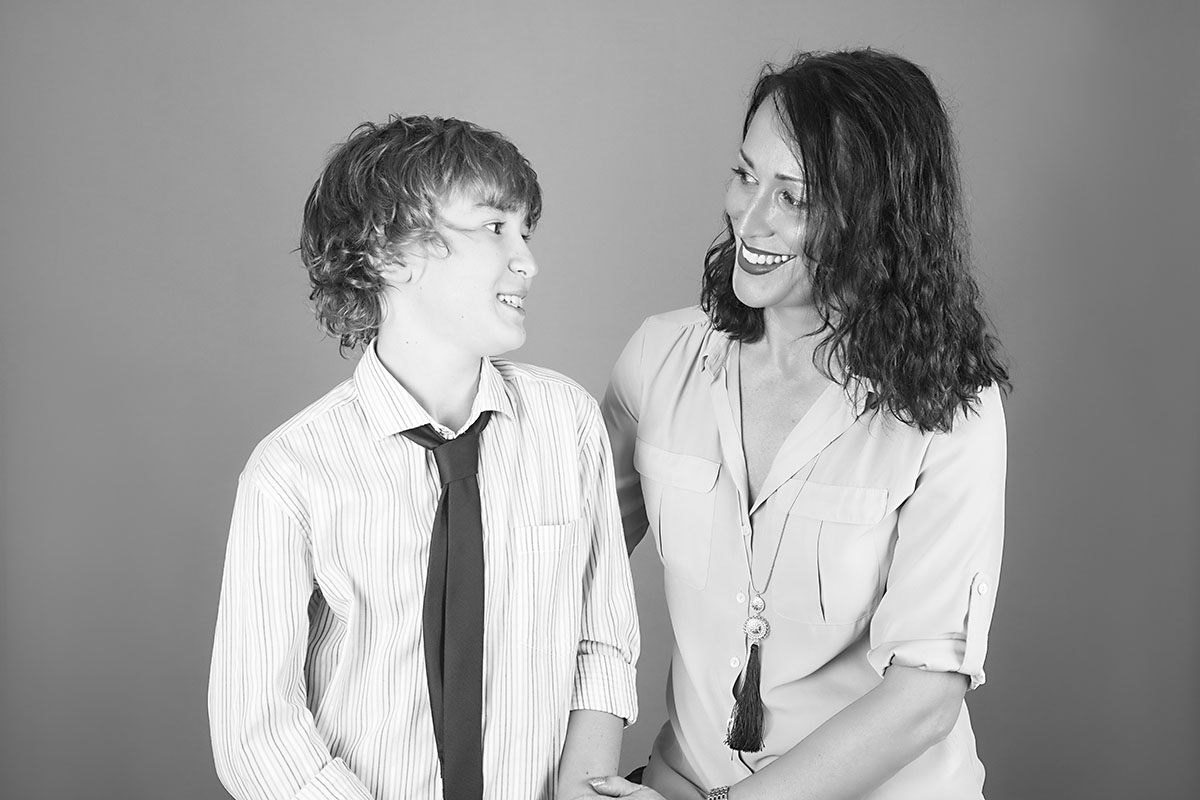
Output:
[579,775,669,799]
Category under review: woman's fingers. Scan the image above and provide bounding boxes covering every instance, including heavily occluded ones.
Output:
[588,775,646,797]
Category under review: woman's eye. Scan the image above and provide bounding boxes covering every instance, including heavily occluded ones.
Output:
[780,191,806,210]
[731,166,756,185]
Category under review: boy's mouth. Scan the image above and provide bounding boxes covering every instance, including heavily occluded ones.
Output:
[736,241,797,275]
[497,293,525,313]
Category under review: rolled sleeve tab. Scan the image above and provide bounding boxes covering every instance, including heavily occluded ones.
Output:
[961,571,997,689]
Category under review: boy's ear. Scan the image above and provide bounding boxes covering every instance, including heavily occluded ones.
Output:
[373,251,421,286]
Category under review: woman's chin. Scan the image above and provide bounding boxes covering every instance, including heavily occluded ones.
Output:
[732,272,778,309]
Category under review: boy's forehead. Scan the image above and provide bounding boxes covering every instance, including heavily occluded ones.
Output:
[438,187,529,219]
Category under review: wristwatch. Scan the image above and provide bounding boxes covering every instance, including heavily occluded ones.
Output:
[706,787,730,800]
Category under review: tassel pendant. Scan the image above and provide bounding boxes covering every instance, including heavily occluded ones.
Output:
[725,641,765,752]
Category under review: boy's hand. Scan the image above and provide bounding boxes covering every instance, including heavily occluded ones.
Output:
[583,775,668,799]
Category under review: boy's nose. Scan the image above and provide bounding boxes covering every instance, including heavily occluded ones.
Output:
[509,244,538,278]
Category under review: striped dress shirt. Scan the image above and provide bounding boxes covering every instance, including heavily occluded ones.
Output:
[209,344,639,800]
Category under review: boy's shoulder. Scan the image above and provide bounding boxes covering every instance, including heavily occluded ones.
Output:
[489,358,597,411]
[242,376,360,475]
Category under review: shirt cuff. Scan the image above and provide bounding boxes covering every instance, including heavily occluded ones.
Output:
[867,636,988,690]
[570,652,638,725]
[293,758,375,800]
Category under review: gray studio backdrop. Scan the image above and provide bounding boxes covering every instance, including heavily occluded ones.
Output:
[1,1,1196,798]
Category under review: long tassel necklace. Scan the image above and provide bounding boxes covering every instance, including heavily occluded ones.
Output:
[724,519,788,753]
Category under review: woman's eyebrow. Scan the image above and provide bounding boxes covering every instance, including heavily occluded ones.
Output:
[739,149,804,184]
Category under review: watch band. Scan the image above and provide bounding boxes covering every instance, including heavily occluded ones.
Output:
[706,787,731,800]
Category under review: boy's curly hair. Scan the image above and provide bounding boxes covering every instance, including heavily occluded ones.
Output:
[300,115,542,353]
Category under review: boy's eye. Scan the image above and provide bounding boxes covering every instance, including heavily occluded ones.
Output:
[484,221,503,235]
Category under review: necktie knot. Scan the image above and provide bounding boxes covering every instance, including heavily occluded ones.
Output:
[402,411,491,486]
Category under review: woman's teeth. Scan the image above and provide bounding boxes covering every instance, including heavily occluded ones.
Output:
[740,245,794,266]
[497,294,524,310]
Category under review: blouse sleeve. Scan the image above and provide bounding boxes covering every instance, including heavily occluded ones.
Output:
[600,320,651,554]
[867,384,1007,690]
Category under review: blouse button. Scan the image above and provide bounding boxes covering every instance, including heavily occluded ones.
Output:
[976,581,990,596]
[729,657,741,669]
[736,592,747,604]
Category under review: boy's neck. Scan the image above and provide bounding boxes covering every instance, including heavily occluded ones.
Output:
[374,330,483,433]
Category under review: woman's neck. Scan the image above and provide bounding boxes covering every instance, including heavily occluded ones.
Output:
[751,305,827,376]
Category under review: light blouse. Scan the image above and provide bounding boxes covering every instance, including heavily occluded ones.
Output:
[602,307,1005,799]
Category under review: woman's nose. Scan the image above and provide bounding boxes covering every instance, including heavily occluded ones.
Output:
[734,190,773,241]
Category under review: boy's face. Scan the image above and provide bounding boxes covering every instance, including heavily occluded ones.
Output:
[399,192,538,359]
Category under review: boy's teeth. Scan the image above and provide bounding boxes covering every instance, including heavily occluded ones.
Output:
[498,294,524,309]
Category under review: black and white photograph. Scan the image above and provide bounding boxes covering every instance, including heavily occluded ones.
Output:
[1,2,1196,798]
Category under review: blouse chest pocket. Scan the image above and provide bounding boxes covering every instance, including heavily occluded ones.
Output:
[773,481,890,625]
[634,439,720,590]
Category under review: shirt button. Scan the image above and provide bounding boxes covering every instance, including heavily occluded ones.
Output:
[976,581,990,595]
[741,524,751,537]
[730,657,741,669]
[736,592,747,604]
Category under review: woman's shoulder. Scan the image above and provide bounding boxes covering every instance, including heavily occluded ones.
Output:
[929,381,1007,451]
[610,306,723,396]
[637,305,724,350]
[625,305,726,367]
[645,304,709,327]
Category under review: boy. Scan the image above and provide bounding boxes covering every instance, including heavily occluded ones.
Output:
[209,116,638,800]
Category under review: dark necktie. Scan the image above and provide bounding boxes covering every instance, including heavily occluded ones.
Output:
[402,411,491,800]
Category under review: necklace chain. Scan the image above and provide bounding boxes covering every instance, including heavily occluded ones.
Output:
[738,460,821,643]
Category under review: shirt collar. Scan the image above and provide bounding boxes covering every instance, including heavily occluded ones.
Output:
[698,325,878,415]
[700,328,735,377]
[354,342,514,440]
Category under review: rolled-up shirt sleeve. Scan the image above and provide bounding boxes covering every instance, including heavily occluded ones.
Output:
[868,384,1007,690]
[209,464,375,800]
[570,400,641,724]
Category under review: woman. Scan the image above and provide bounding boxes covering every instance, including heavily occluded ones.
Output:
[593,50,1010,800]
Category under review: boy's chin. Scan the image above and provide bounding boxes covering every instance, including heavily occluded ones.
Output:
[483,330,526,358]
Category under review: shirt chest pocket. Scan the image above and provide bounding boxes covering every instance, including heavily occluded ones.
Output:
[506,520,585,653]
[772,481,890,625]
[634,439,721,590]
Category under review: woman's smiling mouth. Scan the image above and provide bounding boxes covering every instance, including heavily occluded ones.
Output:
[736,241,798,275]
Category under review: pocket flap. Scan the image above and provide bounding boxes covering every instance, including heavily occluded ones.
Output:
[510,519,584,552]
[634,439,720,493]
[792,481,888,525]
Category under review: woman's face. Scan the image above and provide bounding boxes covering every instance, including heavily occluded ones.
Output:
[724,100,814,311]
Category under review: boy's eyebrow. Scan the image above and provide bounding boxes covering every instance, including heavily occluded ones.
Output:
[739,149,805,184]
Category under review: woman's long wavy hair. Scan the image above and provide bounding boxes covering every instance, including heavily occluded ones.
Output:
[300,115,542,353]
[701,50,1009,432]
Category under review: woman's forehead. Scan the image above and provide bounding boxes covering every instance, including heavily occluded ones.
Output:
[743,104,806,181]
